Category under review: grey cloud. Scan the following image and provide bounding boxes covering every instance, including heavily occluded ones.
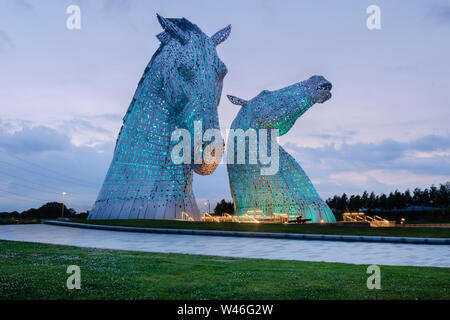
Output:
[62,113,122,131]
[90,113,123,121]
[306,130,357,142]
[286,134,450,176]
[409,134,450,151]
[0,140,115,212]
[0,122,114,211]
[427,5,450,24]
[65,118,112,134]
[60,114,122,147]
[0,125,70,154]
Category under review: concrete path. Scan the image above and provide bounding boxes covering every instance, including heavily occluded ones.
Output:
[43,220,450,244]
[0,224,449,267]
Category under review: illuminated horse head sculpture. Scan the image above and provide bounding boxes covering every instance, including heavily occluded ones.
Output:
[226,75,336,222]
[89,15,231,220]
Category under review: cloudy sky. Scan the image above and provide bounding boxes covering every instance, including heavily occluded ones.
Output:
[0,0,449,212]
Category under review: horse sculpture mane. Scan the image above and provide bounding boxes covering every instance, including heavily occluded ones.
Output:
[88,15,231,220]
[227,75,336,223]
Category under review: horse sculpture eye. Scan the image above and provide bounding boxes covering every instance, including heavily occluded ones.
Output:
[178,64,195,80]
[216,61,228,80]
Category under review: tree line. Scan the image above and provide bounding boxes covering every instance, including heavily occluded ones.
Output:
[0,202,86,219]
[213,199,235,215]
[326,182,450,212]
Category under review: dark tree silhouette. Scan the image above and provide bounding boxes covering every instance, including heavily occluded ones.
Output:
[0,202,76,219]
[326,182,450,211]
[213,199,234,215]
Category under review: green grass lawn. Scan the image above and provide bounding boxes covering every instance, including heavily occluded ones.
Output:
[0,240,448,299]
[69,218,450,239]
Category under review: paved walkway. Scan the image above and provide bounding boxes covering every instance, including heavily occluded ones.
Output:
[0,224,449,267]
[43,220,450,244]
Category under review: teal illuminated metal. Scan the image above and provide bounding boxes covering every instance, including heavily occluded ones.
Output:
[227,76,336,223]
[88,15,231,220]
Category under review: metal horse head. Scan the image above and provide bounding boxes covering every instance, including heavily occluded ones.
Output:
[155,14,230,174]
[227,75,332,135]
[88,16,231,220]
[226,75,336,222]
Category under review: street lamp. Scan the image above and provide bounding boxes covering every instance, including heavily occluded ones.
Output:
[62,192,67,218]
[204,200,210,214]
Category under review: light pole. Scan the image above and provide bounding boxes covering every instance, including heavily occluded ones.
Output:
[62,192,67,218]
[204,200,210,214]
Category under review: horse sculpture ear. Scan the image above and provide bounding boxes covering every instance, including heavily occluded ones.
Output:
[211,25,231,46]
[156,32,171,45]
[227,95,247,106]
[156,13,189,44]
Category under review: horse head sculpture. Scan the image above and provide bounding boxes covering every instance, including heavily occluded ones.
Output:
[89,15,231,220]
[226,75,336,222]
